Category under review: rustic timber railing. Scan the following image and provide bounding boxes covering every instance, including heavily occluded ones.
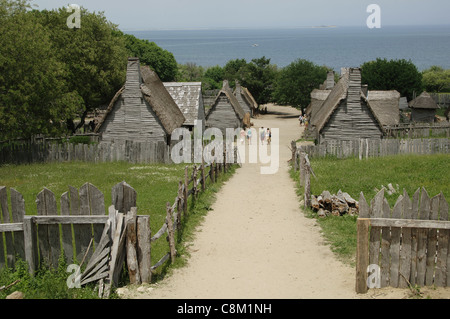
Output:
[0,160,234,298]
[292,138,449,160]
[384,122,450,139]
[355,188,449,293]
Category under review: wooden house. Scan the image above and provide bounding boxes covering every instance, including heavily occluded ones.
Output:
[206,80,245,133]
[163,82,205,131]
[408,91,439,123]
[309,67,400,144]
[95,57,185,144]
[306,71,335,119]
[233,81,258,117]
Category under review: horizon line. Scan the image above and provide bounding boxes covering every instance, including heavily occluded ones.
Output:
[121,23,450,32]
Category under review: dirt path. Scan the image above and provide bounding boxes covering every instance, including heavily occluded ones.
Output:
[116,104,359,299]
[119,104,449,299]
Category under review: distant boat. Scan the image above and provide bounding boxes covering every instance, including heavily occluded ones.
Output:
[252,43,259,47]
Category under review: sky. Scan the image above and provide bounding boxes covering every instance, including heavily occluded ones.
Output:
[30,0,450,31]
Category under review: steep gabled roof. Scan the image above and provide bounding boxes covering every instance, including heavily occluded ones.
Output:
[409,91,439,110]
[163,82,203,126]
[95,58,185,135]
[365,90,400,127]
[207,80,245,120]
[312,72,350,133]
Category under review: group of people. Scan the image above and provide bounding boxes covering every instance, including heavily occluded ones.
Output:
[239,127,272,145]
[298,114,309,128]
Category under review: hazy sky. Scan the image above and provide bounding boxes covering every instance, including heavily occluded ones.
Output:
[30,0,450,30]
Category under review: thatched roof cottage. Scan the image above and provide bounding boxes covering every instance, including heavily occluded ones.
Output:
[309,67,400,144]
[163,82,205,131]
[206,80,245,133]
[305,71,335,119]
[95,57,185,144]
[233,81,258,117]
[408,91,439,123]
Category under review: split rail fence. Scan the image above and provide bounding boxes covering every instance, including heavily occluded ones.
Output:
[355,188,449,293]
[0,160,233,298]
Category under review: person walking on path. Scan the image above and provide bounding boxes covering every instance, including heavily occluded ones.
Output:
[260,127,265,145]
[266,128,271,145]
[247,127,252,145]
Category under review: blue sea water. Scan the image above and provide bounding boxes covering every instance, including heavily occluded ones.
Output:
[127,25,450,71]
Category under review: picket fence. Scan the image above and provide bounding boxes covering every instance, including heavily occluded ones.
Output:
[356,188,449,293]
[0,160,233,297]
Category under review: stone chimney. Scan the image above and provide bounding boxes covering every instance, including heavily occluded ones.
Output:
[347,68,362,106]
[326,71,335,90]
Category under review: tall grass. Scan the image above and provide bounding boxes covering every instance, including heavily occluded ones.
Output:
[0,161,237,298]
[291,154,450,265]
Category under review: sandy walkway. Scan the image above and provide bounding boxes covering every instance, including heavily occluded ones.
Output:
[119,104,449,299]
[117,104,358,299]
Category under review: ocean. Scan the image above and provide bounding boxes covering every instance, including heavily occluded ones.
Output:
[127,25,450,71]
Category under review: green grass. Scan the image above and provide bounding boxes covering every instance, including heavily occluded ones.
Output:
[291,154,450,266]
[0,161,237,298]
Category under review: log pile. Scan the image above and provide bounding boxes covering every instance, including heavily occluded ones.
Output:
[310,190,359,217]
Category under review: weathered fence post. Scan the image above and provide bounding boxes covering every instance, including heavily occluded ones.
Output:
[136,215,151,284]
[126,207,141,285]
[166,203,176,263]
[355,193,370,294]
[23,216,38,275]
[184,166,188,215]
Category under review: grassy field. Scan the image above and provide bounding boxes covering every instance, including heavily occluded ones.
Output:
[0,161,237,298]
[291,153,450,266]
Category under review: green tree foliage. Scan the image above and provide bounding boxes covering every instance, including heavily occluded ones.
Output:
[422,66,450,93]
[240,57,277,105]
[202,65,224,90]
[0,0,79,139]
[32,7,128,133]
[123,33,177,82]
[223,58,248,88]
[272,59,329,111]
[361,58,423,101]
[176,62,205,82]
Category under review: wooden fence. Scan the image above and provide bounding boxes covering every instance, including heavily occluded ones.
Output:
[355,188,449,293]
[0,140,170,165]
[384,123,450,139]
[293,138,449,160]
[0,160,233,297]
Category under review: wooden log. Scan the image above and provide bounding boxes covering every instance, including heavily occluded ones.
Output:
[356,218,370,293]
[107,212,125,290]
[311,196,320,211]
[88,184,105,249]
[184,166,188,214]
[137,215,151,284]
[126,207,140,285]
[304,166,311,209]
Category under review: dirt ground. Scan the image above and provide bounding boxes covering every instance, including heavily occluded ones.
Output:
[118,104,450,300]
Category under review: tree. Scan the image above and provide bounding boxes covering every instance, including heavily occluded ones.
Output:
[0,0,81,140]
[272,59,329,111]
[176,62,204,82]
[202,65,224,90]
[361,58,423,101]
[122,33,178,82]
[223,58,248,88]
[422,66,450,93]
[32,7,129,133]
[238,57,277,105]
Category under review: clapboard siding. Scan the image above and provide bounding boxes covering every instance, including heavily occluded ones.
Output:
[206,94,242,133]
[99,58,167,144]
[411,109,436,123]
[320,100,383,142]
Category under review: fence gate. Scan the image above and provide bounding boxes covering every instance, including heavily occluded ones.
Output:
[356,188,449,293]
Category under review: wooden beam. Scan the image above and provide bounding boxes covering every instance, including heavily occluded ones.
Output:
[360,218,450,230]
